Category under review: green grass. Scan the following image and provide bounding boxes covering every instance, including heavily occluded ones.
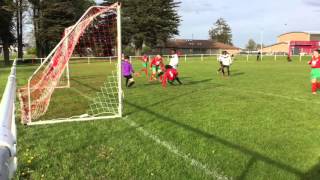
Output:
[1,55,320,179]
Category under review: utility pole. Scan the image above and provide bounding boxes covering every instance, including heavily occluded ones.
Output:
[260,29,264,61]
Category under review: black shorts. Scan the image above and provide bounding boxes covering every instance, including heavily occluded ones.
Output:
[124,75,133,79]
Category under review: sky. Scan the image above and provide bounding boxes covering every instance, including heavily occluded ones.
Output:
[96,0,320,48]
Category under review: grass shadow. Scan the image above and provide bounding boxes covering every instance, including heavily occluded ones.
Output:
[125,100,305,178]
[70,78,100,92]
[303,160,320,180]
[231,72,245,77]
[142,78,213,87]
[125,83,223,116]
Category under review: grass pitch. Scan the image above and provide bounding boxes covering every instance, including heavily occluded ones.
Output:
[0,55,320,179]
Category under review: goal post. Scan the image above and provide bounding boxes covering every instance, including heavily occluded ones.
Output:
[18,3,123,125]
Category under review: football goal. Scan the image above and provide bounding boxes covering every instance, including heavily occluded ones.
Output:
[18,3,123,125]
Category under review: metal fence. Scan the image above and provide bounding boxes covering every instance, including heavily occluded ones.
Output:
[0,60,18,179]
[129,53,312,63]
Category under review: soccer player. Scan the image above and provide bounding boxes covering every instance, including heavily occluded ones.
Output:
[162,65,182,88]
[169,49,179,69]
[219,51,232,76]
[150,54,163,81]
[217,52,225,74]
[139,54,149,78]
[308,49,320,94]
[122,55,135,87]
[257,51,261,61]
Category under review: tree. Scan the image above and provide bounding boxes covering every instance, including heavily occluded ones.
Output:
[0,0,16,65]
[28,0,94,57]
[16,0,26,59]
[28,0,41,57]
[209,18,233,45]
[246,39,256,51]
[256,43,265,50]
[102,0,181,55]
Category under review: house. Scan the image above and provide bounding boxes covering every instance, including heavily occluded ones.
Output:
[262,32,320,55]
[156,39,241,55]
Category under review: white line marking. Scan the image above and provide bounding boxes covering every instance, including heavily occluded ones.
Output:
[124,116,229,180]
[252,91,319,104]
[221,87,319,104]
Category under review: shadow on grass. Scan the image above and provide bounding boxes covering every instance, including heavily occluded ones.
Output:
[236,157,257,180]
[143,78,213,86]
[70,78,100,92]
[231,72,245,77]
[125,100,306,179]
[125,83,224,116]
[304,161,320,180]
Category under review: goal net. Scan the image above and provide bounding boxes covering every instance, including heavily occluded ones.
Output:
[18,4,122,125]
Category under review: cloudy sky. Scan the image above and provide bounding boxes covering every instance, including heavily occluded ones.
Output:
[177,0,320,47]
[97,0,320,48]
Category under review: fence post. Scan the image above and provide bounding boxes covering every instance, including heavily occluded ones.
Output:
[109,56,112,64]
[87,57,90,64]
[274,54,277,62]
[184,54,187,62]
[201,54,204,61]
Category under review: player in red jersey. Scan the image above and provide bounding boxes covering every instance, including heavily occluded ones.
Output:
[308,49,320,94]
[138,54,149,78]
[162,65,182,88]
[150,54,163,81]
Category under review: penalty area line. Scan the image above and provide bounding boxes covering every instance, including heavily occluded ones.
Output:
[124,116,229,180]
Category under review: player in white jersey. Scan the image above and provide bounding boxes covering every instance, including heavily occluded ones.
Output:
[218,51,232,76]
[169,49,179,69]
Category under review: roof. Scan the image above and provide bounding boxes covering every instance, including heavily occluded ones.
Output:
[278,31,320,37]
[162,39,240,50]
[278,32,309,37]
[263,42,288,48]
[305,31,320,35]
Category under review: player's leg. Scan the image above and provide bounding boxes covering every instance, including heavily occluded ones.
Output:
[221,66,225,76]
[157,68,164,81]
[150,66,157,81]
[311,79,317,94]
[311,69,320,94]
[227,66,230,76]
[217,62,222,74]
[125,76,129,87]
[141,63,148,77]
[175,77,183,85]
[127,75,135,87]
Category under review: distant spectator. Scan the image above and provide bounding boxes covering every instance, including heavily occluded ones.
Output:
[257,51,261,61]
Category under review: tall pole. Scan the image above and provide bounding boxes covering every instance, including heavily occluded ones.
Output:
[260,30,263,61]
[117,3,123,117]
[192,34,194,54]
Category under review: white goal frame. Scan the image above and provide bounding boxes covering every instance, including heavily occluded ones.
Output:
[24,4,123,126]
